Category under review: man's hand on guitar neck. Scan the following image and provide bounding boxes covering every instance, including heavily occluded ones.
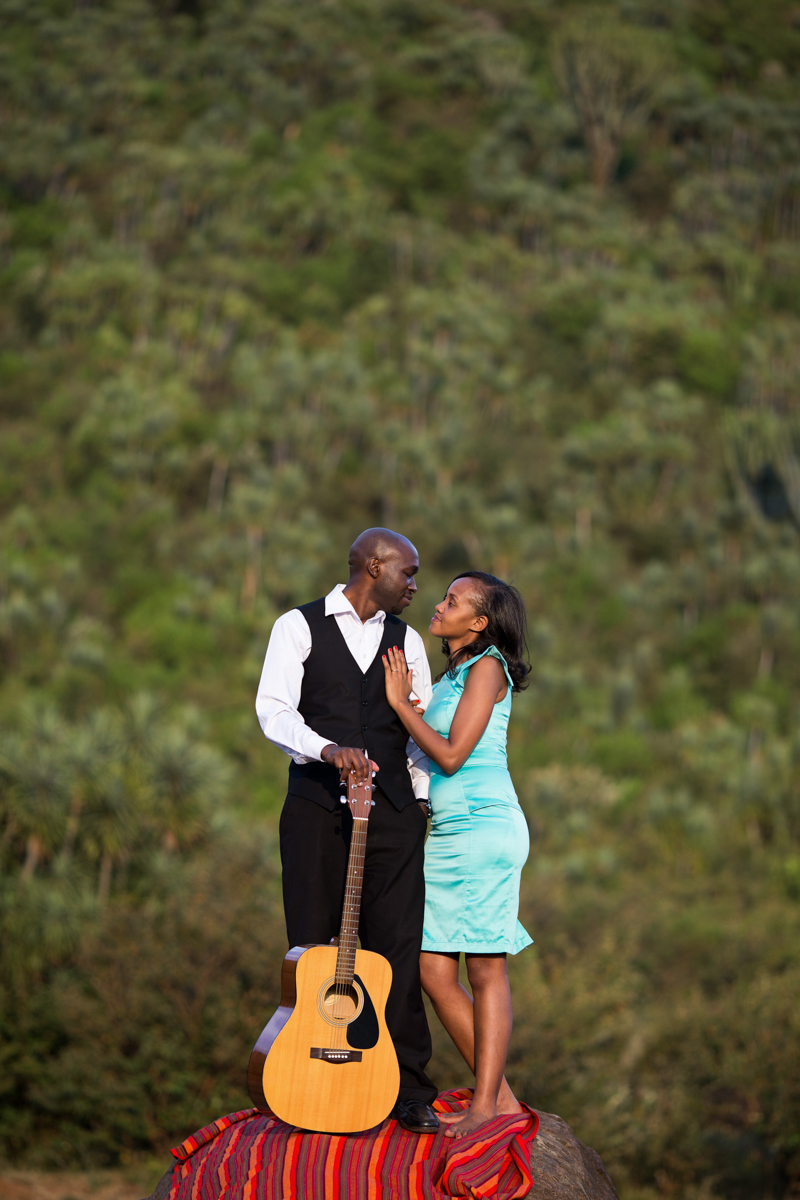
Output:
[320,744,379,785]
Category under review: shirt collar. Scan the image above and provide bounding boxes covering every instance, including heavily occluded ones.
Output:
[325,583,386,625]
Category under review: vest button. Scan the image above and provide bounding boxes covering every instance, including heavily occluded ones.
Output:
[363,700,368,706]
[363,676,368,683]
[362,724,368,731]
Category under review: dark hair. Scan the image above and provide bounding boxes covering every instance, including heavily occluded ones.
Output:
[437,571,530,693]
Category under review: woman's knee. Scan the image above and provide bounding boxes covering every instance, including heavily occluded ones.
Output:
[420,952,458,997]
[465,954,507,991]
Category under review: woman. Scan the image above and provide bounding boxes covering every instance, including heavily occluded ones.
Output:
[383,571,532,1137]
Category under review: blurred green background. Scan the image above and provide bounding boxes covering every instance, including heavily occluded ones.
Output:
[2,1,800,1196]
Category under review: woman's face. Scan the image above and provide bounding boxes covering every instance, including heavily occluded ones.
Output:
[429,577,485,640]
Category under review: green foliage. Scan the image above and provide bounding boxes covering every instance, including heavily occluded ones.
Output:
[552,8,674,191]
[0,833,284,1165]
[2,1,800,1195]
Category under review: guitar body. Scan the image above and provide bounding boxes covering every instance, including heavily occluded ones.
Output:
[248,943,399,1134]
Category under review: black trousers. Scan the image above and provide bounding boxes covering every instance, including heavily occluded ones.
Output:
[279,787,437,1105]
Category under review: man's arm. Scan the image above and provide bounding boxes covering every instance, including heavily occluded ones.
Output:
[255,610,376,783]
[403,627,432,800]
[255,609,330,762]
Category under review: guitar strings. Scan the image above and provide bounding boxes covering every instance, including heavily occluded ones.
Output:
[332,794,369,1051]
[333,787,355,1047]
[334,828,356,1048]
[334,823,366,1048]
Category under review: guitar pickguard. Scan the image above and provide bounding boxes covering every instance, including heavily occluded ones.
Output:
[346,974,379,1050]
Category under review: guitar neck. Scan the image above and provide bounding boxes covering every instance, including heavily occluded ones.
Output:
[334,817,368,986]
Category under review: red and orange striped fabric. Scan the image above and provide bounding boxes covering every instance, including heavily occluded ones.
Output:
[169,1089,538,1199]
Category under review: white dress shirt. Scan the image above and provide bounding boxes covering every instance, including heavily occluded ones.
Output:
[256,584,432,799]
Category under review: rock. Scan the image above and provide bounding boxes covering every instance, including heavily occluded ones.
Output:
[146,1169,174,1200]
[528,1110,619,1200]
[144,1110,619,1200]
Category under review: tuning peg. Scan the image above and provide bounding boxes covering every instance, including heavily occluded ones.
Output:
[371,800,375,806]
[340,797,347,804]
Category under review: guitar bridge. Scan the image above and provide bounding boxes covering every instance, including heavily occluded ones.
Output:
[309,1048,363,1063]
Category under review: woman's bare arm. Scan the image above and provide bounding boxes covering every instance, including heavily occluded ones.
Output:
[383,646,506,775]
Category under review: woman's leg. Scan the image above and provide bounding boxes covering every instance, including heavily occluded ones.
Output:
[420,950,521,1128]
[420,951,474,1066]
[441,954,515,1134]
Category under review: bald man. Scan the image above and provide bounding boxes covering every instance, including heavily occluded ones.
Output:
[255,529,439,1132]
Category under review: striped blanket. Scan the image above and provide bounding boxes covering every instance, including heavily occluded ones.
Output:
[169,1089,538,1199]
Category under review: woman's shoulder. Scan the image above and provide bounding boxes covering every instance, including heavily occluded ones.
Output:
[456,645,502,671]
[457,645,514,688]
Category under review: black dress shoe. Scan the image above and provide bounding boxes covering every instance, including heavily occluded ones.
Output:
[391,1100,440,1134]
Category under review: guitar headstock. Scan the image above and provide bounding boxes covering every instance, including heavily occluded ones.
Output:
[340,772,376,821]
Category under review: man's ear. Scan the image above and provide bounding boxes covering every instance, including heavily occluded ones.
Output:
[367,556,382,579]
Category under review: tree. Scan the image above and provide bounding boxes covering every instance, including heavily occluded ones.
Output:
[0,705,71,881]
[552,9,671,191]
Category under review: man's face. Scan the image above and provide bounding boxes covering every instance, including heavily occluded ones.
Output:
[377,545,419,615]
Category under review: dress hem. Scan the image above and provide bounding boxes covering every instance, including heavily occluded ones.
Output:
[421,937,533,955]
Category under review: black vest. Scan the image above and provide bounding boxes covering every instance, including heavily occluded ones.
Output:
[287,598,417,812]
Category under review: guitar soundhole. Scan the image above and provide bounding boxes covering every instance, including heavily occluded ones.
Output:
[318,979,364,1026]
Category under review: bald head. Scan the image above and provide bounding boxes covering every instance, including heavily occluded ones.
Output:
[348,528,416,574]
[344,528,420,617]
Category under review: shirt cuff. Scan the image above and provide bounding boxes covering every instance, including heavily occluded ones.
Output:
[409,758,430,800]
[298,732,336,763]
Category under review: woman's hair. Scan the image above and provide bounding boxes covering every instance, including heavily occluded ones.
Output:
[437,571,530,693]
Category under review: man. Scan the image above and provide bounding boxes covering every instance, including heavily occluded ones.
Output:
[255,527,439,1133]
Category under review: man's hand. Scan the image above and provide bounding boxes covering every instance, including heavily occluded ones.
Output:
[320,744,379,784]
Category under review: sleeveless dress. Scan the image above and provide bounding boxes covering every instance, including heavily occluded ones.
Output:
[421,646,533,955]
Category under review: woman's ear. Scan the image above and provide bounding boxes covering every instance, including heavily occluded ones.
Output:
[470,613,489,633]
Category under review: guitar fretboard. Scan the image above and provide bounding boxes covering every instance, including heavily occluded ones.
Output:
[334,818,368,986]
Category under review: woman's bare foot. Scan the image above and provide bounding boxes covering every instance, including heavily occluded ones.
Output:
[441,1099,523,1123]
[443,1103,497,1138]
[440,1079,523,1124]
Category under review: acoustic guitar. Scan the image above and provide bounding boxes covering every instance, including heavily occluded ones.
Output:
[247,772,400,1133]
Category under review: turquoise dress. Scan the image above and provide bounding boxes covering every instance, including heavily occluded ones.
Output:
[421,646,533,956]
